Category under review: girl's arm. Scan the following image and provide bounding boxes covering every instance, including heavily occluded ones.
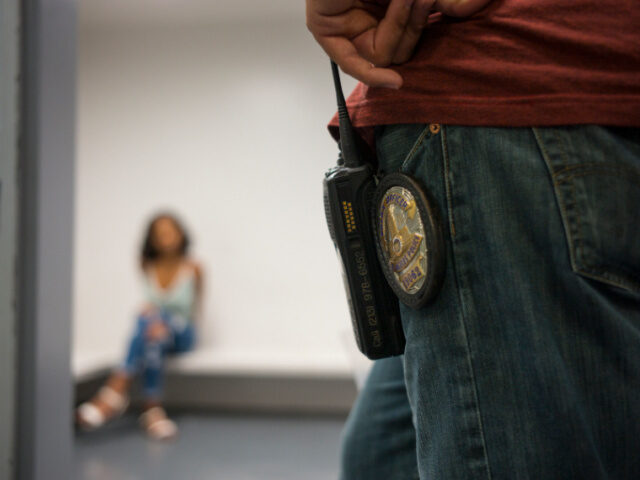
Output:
[192,262,204,326]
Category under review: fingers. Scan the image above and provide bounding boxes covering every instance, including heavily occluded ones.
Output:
[319,35,404,88]
[354,1,388,19]
[392,0,434,63]
[308,7,379,39]
[371,0,417,63]
[307,0,432,88]
[433,0,492,17]
[350,0,433,69]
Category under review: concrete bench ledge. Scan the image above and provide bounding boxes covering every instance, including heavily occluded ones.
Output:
[73,347,354,381]
[74,348,359,414]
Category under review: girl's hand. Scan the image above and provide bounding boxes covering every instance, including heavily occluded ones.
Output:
[141,304,159,317]
[146,320,170,342]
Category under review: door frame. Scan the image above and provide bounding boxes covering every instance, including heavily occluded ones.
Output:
[14,0,77,479]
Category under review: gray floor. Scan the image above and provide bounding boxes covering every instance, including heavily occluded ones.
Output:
[74,412,345,480]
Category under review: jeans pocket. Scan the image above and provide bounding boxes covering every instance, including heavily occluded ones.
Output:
[376,124,431,174]
[534,126,640,293]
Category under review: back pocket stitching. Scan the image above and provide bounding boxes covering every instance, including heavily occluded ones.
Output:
[534,128,640,293]
[534,128,583,273]
[554,166,640,185]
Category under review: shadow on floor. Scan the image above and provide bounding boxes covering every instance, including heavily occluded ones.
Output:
[74,412,346,480]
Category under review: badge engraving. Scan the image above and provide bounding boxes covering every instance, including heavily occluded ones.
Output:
[378,186,429,295]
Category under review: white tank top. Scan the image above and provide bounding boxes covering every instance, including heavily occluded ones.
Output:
[143,264,197,321]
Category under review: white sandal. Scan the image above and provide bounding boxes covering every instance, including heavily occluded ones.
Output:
[77,386,129,430]
[139,406,177,440]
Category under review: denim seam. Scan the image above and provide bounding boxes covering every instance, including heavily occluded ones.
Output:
[440,127,493,480]
[554,129,587,271]
[552,163,640,184]
[556,170,640,184]
[556,167,639,289]
[440,127,457,237]
[577,268,640,293]
[568,173,585,270]
[532,128,582,273]
[400,125,432,172]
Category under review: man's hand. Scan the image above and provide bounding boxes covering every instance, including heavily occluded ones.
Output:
[434,0,492,17]
[306,0,493,88]
[306,0,435,89]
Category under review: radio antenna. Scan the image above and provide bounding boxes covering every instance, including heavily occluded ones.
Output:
[331,61,362,168]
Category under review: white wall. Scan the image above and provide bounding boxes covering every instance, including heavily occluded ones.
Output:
[74,7,361,376]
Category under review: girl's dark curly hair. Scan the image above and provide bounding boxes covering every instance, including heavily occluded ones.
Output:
[140,213,190,267]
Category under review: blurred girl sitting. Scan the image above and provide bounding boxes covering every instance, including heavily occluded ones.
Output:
[77,213,203,440]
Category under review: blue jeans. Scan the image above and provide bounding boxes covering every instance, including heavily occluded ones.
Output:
[340,125,640,479]
[341,357,419,480]
[122,309,195,400]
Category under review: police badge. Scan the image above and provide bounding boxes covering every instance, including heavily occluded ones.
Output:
[373,173,446,309]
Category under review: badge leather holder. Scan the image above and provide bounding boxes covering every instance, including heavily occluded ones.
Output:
[324,61,445,359]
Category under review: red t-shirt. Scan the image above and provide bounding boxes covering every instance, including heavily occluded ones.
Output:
[330,0,640,140]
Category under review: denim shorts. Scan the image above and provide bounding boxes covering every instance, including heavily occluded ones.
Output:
[340,125,640,480]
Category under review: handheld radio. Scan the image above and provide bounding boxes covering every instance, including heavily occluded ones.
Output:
[323,62,405,359]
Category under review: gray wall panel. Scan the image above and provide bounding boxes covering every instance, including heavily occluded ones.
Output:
[17,0,76,479]
[0,1,20,478]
